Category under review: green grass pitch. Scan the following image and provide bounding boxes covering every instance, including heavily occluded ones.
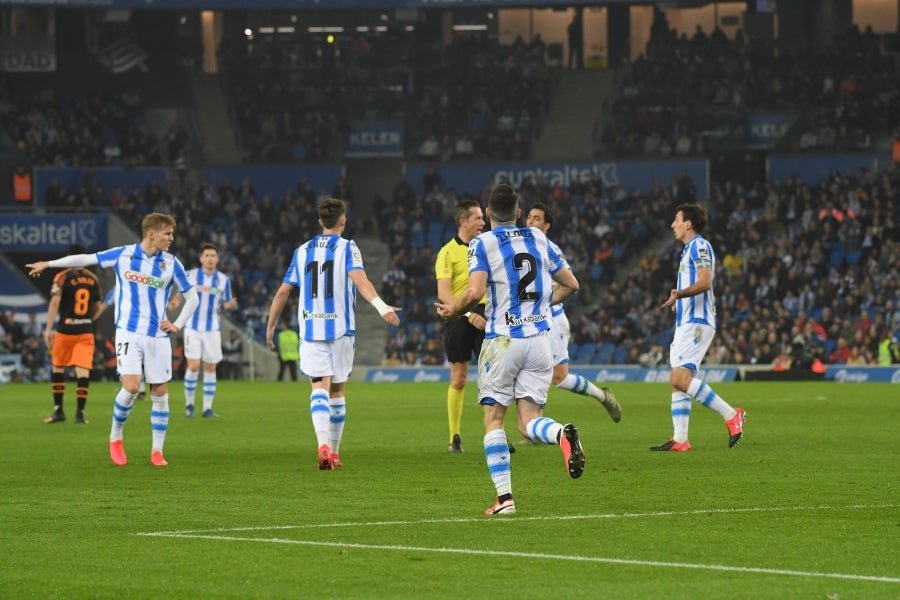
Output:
[1,380,898,599]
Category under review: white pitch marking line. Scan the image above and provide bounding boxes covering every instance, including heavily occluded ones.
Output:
[136,503,898,536]
[136,533,900,584]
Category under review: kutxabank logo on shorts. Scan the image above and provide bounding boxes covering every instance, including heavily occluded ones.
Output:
[124,270,165,289]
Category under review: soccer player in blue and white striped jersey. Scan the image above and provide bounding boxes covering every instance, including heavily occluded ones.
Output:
[525,202,620,424]
[96,285,146,400]
[435,184,584,516]
[265,198,400,471]
[651,203,746,452]
[27,213,199,467]
[172,243,237,419]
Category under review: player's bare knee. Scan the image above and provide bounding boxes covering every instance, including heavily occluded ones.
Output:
[669,368,692,391]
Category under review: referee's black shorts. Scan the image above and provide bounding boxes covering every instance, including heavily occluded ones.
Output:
[442,303,486,364]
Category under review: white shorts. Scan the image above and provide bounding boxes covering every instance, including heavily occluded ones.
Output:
[669,322,715,372]
[115,329,173,384]
[299,336,355,383]
[549,312,570,366]
[477,332,553,407]
[184,329,223,364]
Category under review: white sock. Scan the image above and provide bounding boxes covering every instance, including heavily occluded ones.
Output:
[484,429,512,497]
[150,394,170,452]
[671,391,691,443]
[202,371,217,412]
[310,389,331,448]
[328,396,346,455]
[556,373,602,399]
[688,378,736,419]
[184,369,198,406]
[525,417,564,445]
[110,387,138,441]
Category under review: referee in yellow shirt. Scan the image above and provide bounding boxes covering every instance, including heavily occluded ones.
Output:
[435,199,486,453]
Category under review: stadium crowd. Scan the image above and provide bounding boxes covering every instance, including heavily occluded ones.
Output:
[0,88,171,168]
[3,19,900,383]
[215,31,553,163]
[4,161,899,380]
[378,163,900,370]
[601,17,899,157]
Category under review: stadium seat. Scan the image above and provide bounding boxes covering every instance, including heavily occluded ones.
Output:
[829,250,844,268]
[595,342,615,364]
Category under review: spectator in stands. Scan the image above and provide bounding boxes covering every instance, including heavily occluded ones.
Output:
[421,337,445,366]
[275,320,299,382]
[382,337,404,366]
[20,335,48,383]
[878,331,899,366]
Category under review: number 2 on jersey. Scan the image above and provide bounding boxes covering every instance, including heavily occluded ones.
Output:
[514,253,538,301]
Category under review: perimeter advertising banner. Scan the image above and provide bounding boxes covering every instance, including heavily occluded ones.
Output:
[0,214,107,251]
[364,366,899,383]
[406,159,709,200]
[345,122,404,158]
[364,366,740,383]
[826,367,900,383]
[0,37,56,72]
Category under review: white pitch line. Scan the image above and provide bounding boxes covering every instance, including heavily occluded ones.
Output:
[136,503,898,536]
[136,533,900,584]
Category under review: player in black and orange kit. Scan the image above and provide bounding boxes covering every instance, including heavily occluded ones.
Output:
[43,244,102,424]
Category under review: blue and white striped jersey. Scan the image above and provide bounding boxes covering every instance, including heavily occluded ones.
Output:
[283,234,363,342]
[468,225,566,339]
[547,237,569,319]
[184,268,232,332]
[96,243,193,337]
[675,234,717,329]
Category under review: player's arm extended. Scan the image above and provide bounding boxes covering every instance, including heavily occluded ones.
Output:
[27,253,98,277]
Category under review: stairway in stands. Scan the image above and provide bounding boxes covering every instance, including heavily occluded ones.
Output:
[532,69,619,162]
[352,233,392,367]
